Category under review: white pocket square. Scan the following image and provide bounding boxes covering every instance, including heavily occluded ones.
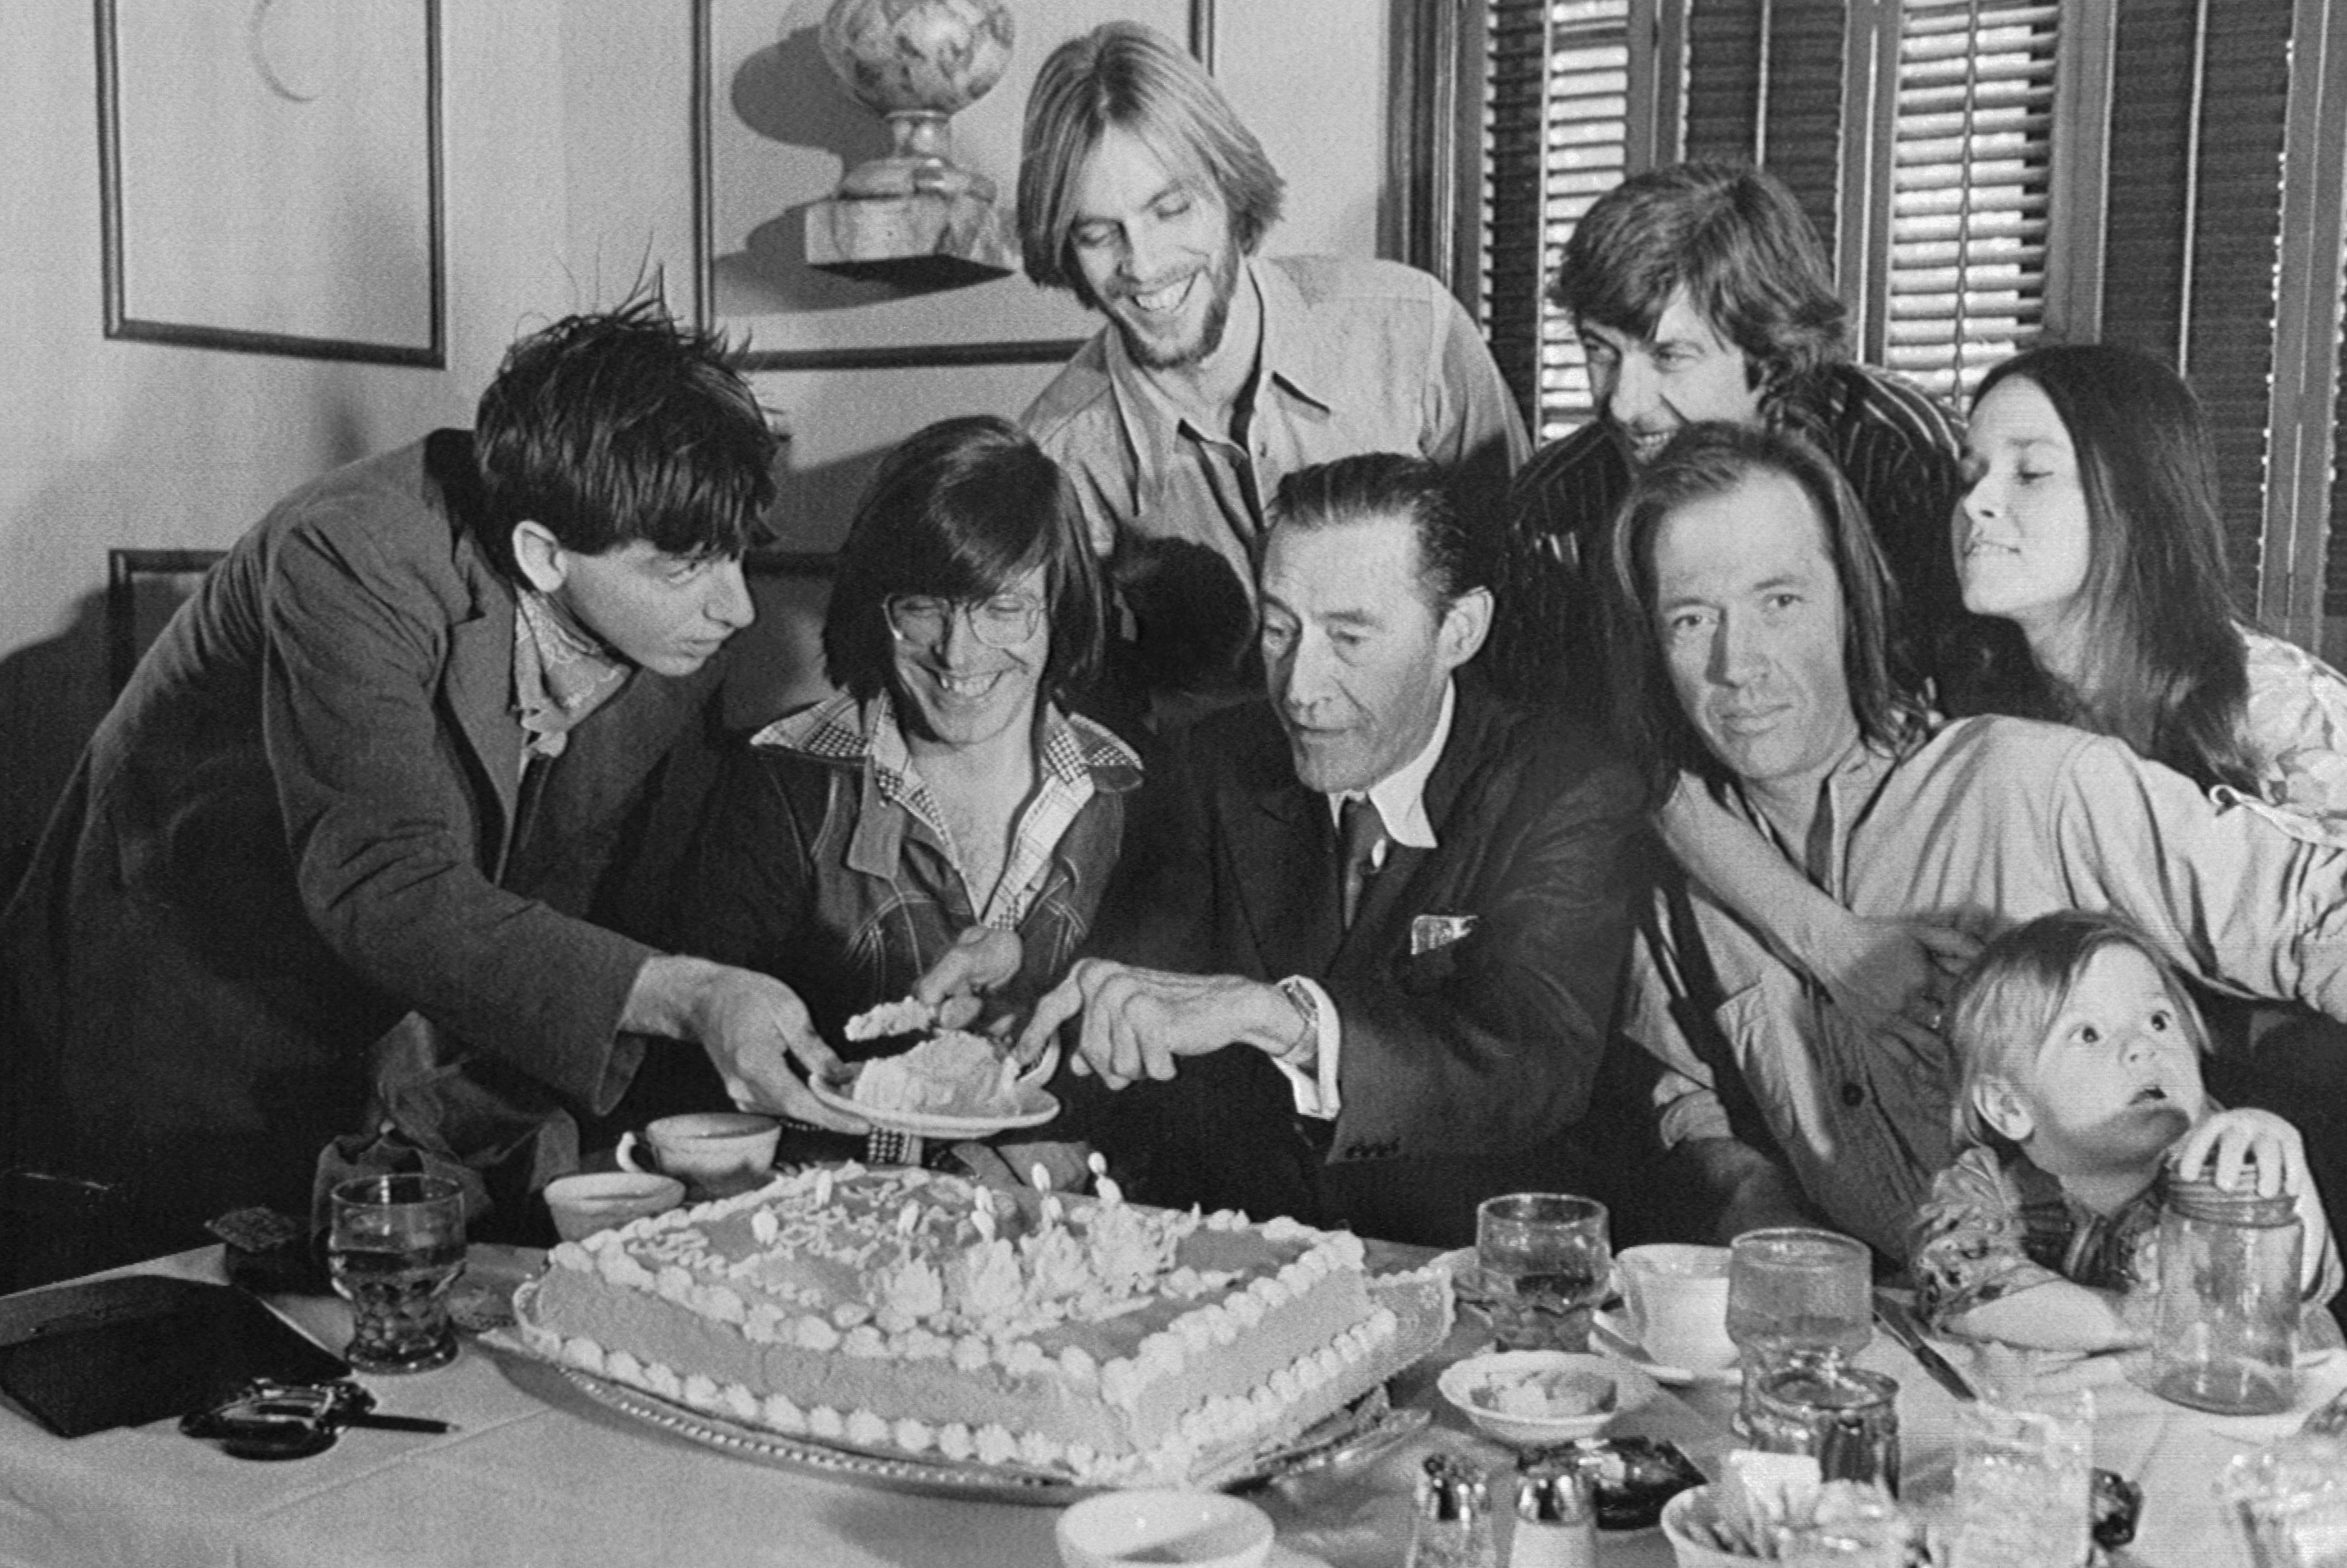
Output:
[1409,914,1478,955]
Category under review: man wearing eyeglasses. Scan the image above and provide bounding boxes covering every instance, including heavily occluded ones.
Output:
[976,454,1649,1248]
[1015,21,1527,725]
[648,416,1138,1189]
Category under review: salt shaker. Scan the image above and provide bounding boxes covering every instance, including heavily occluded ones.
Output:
[1509,1455,1596,1568]
[1406,1452,1497,1568]
[2139,1161,2303,1416]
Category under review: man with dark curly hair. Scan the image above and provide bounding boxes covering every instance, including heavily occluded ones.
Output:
[1488,162,1965,719]
[0,302,862,1287]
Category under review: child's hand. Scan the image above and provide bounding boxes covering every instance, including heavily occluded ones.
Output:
[2171,1108,2308,1197]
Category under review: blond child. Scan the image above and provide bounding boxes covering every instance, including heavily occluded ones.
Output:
[1911,910,2338,1349]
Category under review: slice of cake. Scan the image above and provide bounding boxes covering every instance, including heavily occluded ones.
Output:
[851,1031,1021,1118]
[844,996,936,1042]
[515,1164,1449,1486]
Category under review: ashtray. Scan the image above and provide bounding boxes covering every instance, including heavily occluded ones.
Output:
[1518,1434,1704,1530]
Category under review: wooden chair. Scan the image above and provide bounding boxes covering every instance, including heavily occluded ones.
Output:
[106,547,224,695]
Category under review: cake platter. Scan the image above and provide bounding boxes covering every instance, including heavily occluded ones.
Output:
[553,1361,1425,1505]
[508,1259,1453,1506]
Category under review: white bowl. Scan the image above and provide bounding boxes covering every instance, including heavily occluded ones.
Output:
[1055,1489,1274,1568]
[1439,1349,1634,1447]
[1660,1487,1765,1567]
[543,1172,686,1242]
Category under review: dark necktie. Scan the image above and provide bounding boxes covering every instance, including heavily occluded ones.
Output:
[1338,795,1386,929]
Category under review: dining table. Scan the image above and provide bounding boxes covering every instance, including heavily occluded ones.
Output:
[1,1239,2339,1567]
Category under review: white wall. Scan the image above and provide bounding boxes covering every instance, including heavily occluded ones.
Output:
[0,1,1389,849]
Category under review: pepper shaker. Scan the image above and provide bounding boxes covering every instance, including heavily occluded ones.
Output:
[1406,1452,1497,1568]
[1509,1456,1596,1568]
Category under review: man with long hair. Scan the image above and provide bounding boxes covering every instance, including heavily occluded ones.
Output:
[0,302,861,1288]
[1607,421,2347,1260]
[1017,21,1526,722]
[1491,162,1964,718]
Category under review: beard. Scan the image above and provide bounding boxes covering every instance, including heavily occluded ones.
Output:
[1116,239,1242,372]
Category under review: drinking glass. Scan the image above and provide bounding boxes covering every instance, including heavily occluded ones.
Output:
[2224,1432,2347,1568]
[327,1173,467,1373]
[1948,1387,2095,1568]
[1727,1227,1872,1427]
[1475,1193,1611,1351]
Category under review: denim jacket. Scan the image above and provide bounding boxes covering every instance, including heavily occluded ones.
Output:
[673,693,1142,1057]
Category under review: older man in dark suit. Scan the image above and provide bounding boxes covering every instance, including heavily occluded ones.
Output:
[1008,453,1650,1246]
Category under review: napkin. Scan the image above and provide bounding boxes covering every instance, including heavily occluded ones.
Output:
[0,1274,346,1437]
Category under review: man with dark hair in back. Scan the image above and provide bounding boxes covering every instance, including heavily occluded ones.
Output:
[1016,21,1527,722]
[991,453,1649,1247]
[1489,162,1964,717]
[0,301,861,1288]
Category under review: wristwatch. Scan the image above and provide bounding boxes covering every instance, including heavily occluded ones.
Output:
[1274,975,1321,1066]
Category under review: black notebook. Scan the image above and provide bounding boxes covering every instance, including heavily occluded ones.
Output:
[0,1274,347,1437]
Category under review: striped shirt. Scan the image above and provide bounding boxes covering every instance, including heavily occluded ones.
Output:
[1485,361,1964,716]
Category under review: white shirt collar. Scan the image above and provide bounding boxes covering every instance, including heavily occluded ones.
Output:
[1325,679,1454,850]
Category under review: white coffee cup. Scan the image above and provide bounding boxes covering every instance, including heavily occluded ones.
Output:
[1616,1242,1738,1373]
[615,1111,780,1185]
[543,1172,686,1241]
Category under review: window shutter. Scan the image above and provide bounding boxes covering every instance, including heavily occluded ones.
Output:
[1682,0,1763,166]
[1683,2,1842,279]
[2101,1,2293,610]
[1479,1,1633,444]
[1882,0,2060,400]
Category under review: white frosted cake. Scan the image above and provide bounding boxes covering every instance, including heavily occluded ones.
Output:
[515,1163,1448,1485]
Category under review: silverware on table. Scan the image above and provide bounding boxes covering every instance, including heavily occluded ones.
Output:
[1873,1292,1977,1401]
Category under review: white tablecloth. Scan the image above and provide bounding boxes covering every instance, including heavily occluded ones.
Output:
[0,1248,2335,1567]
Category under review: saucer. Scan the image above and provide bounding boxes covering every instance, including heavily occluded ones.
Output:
[1590,1308,1739,1387]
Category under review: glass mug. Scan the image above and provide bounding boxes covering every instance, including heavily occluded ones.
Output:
[1475,1193,1611,1352]
[327,1173,467,1373]
[1727,1227,1872,1428]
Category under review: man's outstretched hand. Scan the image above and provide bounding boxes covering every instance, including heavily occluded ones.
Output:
[1015,959,1305,1088]
[624,956,866,1132]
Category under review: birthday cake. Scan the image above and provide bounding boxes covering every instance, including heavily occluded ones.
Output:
[515,1163,1448,1486]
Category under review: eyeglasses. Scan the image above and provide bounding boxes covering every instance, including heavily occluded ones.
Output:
[884,593,1046,649]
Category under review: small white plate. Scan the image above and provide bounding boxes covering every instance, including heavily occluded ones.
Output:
[1590,1308,1740,1387]
[809,1078,1059,1138]
[1439,1350,1656,1448]
[810,1042,1062,1138]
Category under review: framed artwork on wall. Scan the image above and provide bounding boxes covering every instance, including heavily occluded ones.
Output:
[94,0,446,367]
[693,0,1213,370]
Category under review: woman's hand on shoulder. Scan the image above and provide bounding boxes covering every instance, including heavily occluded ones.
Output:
[1817,917,1982,1066]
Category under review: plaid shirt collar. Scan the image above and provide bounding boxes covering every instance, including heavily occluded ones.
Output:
[757,691,1140,927]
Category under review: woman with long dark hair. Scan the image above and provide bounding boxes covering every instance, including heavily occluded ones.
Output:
[1946,341,2347,835]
